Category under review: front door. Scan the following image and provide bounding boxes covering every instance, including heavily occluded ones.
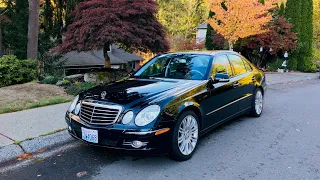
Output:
[202,55,239,129]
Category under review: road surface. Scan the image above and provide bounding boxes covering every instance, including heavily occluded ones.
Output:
[1,79,320,180]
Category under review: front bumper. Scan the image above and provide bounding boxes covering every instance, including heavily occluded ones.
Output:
[65,114,173,152]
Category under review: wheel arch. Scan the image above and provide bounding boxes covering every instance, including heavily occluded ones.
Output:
[176,103,203,130]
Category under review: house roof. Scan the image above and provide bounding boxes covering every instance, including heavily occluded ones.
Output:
[61,45,144,67]
[194,22,208,30]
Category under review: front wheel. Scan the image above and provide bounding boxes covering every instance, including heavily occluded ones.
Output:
[249,88,264,117]
[169,111,199,161]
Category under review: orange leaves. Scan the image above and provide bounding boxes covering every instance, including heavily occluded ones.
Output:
[208,0,276,46]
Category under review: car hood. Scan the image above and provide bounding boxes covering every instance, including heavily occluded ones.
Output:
[81,78,206,107]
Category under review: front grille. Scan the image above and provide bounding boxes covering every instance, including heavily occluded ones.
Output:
[79,101,122,125]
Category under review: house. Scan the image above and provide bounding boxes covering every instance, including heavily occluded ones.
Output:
[194,22,208,44]
[61,44,144,74]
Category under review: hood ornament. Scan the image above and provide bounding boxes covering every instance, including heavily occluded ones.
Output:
[101,91,107,99]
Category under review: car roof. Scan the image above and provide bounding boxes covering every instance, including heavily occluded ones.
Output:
[165,50,240,56]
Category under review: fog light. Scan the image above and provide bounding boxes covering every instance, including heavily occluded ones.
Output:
[131,141,144,148]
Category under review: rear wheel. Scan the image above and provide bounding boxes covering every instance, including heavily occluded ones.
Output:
[169,111,199,161]
[249,88,264,117]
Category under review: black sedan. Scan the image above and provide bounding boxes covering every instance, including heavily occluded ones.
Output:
[65,51,267,161]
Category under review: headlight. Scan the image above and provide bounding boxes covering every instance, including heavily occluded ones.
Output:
[68,95,79,113]
[122,111,134,125]
[74,103,81,115]
[135,105,161,126]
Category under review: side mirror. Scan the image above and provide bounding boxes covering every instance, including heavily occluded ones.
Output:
[213,73,230,83]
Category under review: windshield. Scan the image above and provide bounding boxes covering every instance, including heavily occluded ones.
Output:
[134,54,212,80]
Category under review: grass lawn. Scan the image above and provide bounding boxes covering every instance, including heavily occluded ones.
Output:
[0,82,73,114]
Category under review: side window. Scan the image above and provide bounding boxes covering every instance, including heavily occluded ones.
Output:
[212,55,233,77]
[242,57,253,71]
[228,54,247,76]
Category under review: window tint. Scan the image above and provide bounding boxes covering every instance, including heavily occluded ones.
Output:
[134,54,211,80]
[242,57,252,71]
[228,54,247,76]
[212,55,232,77]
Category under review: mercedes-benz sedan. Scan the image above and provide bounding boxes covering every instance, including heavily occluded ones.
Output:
[66,51,267,161]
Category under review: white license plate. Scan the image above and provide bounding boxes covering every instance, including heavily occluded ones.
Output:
[81,127,98,143]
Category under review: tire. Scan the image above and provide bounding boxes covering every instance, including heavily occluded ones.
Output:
[169,111,199,161]
[249,88,264,117]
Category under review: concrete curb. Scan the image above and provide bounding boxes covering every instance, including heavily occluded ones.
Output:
[0,144,24,164]
[0,130,74,167]
[267,76,318,86]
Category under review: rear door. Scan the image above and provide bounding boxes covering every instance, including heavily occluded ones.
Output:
[227,54,253,112]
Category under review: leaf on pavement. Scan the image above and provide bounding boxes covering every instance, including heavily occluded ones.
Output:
[76,171,88,178]
[17,153,33,160]
[37,149,46,153]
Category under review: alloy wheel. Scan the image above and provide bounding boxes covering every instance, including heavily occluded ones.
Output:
[255,90,263,115]
[178,115,199,155]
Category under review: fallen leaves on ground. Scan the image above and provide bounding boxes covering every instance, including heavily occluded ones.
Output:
[17,153,33,160]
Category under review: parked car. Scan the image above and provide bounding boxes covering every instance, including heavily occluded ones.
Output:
[66,51,267,161]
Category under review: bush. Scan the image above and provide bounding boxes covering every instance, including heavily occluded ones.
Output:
[43,76,59,85]
[65,82,98,96]
[39,54,64,78]
[268,59,284,72]
[0,55,39,87]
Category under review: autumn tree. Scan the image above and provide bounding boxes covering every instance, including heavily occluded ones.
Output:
[238,17,297,66]
[314,0,320,49]
[208,0,276,50]
[157,0,207,50]
[57,0,169,67]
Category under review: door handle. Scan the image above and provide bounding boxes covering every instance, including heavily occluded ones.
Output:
[233,82,239,88]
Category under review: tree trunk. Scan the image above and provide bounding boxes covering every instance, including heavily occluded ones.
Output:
[228,41,234,51]
[27,0,40,60]
[0,21,3,57]
[104,44,111,68]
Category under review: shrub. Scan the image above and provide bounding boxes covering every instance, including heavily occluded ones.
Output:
[0,55,39,87]
[43,76,59,85]
[268,59,284,72]
[65,82,98,96]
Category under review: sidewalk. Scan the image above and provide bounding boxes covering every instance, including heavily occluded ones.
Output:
[0,103,69,146]
[265,72,319,85]
[0,72,319,165]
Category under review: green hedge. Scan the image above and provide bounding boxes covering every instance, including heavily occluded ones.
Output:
[0,55,39,87]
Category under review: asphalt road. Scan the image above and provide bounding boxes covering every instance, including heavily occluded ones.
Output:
[1,79,320,180]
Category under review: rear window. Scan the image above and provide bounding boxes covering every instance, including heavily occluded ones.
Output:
[242,57,253,71]
[228,54,247,76]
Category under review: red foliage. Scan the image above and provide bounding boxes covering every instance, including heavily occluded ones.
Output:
[174,37,205,51]
[56,0,169,54]
[244,17,297,55]
[211,30,227,49]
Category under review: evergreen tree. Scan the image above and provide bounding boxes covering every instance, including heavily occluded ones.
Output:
[278,3,285,16]
[298,0,313,71]
[285,0,313,71]
[3,0,29,59]
[205,11,215,50]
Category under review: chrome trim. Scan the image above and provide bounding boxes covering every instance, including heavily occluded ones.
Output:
[206,94,252,116]
[124,128,170,135]
[80,100,123,125]
[201,107,251,133]
[122,141,148,146]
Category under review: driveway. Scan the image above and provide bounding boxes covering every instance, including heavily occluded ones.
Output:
[1,79,319,179]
